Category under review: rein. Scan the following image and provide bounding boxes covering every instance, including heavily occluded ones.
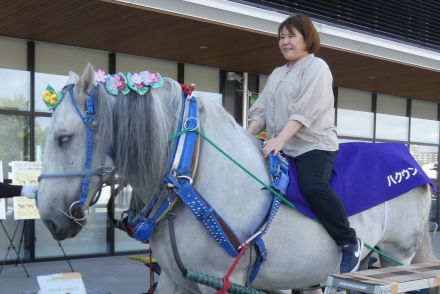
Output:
[38,84,115,221]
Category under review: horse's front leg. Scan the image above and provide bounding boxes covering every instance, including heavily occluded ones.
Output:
[156,271,191,294]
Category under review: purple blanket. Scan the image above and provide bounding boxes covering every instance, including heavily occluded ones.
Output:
[285,142,437,219]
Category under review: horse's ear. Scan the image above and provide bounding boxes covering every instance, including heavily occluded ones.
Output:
[67,71,79,85]
[78,63,95,94]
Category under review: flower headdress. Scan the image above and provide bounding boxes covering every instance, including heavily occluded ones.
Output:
[42,85,63,111]
[42,69,164,110]
[93,69,163,96]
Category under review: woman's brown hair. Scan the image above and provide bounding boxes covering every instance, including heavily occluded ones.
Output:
[278,14,320,54]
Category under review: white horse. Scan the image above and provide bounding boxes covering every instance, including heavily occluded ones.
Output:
[38,64,435,293]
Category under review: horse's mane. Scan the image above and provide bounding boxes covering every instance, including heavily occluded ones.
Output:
[111,77,262,208]
[113,78,182,199]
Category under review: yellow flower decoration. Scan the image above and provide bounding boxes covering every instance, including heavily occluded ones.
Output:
[43,85,63,110]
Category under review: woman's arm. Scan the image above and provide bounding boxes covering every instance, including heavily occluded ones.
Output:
[0,182,23,199]
[262,120,303,157]
[247,120,265,135]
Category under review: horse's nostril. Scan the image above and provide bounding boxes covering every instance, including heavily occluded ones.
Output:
[71,207,86,219]
[46,219,58,233]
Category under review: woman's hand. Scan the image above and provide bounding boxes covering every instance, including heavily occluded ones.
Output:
[263,137,286,158]
[21,185,38,198]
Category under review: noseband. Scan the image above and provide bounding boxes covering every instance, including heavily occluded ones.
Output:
[38,84,114,221]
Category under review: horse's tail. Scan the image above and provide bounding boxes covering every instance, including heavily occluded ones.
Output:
[411,223,436,263]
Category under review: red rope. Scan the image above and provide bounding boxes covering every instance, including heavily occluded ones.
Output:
[181,83,196,96]
[216,243,249,294]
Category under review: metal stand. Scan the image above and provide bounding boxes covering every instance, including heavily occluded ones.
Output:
[324,261,440,294]
[0,220,30,277]
[57,241,74,272]
[15,219,27,266]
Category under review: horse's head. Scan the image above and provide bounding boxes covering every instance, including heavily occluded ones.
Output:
[38,63,115,240]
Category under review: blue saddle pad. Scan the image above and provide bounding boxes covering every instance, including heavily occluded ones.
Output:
[284,142,437,219]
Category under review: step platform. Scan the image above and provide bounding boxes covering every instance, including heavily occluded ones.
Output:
[324,261,440,294]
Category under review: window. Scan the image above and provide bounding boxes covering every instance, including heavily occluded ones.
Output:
[376,93,408,142]
[0,37,29,261]
[0,68,30,111]
[411,100,439,144]
[337,88,374,139]
[114,187,148,252]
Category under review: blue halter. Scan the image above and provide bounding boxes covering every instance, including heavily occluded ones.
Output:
[38,84,114,212]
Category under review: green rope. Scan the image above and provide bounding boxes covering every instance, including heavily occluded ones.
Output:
[186,269,265,293]
[169,128,297,209]
[195,129,297,209]
[364,243,403,265]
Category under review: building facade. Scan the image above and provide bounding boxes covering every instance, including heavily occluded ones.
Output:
[0,0,439,262]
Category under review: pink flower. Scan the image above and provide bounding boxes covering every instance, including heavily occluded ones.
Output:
[131,73,143,84]
[145,72,159,84]
[108,75,120,92]
[139,71,149,83]
[130,73,144,89]
[94,70,107,84]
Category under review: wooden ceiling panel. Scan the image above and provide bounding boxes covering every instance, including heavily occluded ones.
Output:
[1,0,439,102]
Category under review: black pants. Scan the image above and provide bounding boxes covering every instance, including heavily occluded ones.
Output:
[294,149,356,246]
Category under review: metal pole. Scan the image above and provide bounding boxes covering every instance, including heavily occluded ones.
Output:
[242,72,249,129]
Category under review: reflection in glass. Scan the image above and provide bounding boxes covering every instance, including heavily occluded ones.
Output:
[114,186,149,252]
[35,168,110,258]
[0,114,30,178]
[35,72,68,112]
[35,117,52,162]
[0,219,25,261]
[35,212,108,258]
[338,138,372,144]
[337,109,374,138]
[0,68,30,110]
[376,113,408,141]
[411,118,439,144]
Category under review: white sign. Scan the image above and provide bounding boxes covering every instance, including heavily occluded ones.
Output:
[10,161,41,186]
[0,161,5,220]
[10,161,41,220]
[37,272,87,294]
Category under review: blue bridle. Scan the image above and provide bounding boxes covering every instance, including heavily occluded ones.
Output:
[38,84,114,220]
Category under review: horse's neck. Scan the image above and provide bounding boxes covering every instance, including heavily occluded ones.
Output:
[190,101,272,239]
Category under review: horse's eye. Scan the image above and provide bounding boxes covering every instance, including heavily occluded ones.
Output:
[58,135,72,147]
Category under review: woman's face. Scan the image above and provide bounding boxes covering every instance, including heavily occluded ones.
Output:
[279,26,309,66]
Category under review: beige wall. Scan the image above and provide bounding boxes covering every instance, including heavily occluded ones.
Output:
[116,54,177,80]
[338,88,371,111]
[0,37,27,70]
[377,93,407,116]
[36,42,108,75]
[184,64,219,92]
[412,100,438,120]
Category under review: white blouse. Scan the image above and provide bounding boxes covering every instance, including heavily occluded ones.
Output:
[248,53,338,157]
